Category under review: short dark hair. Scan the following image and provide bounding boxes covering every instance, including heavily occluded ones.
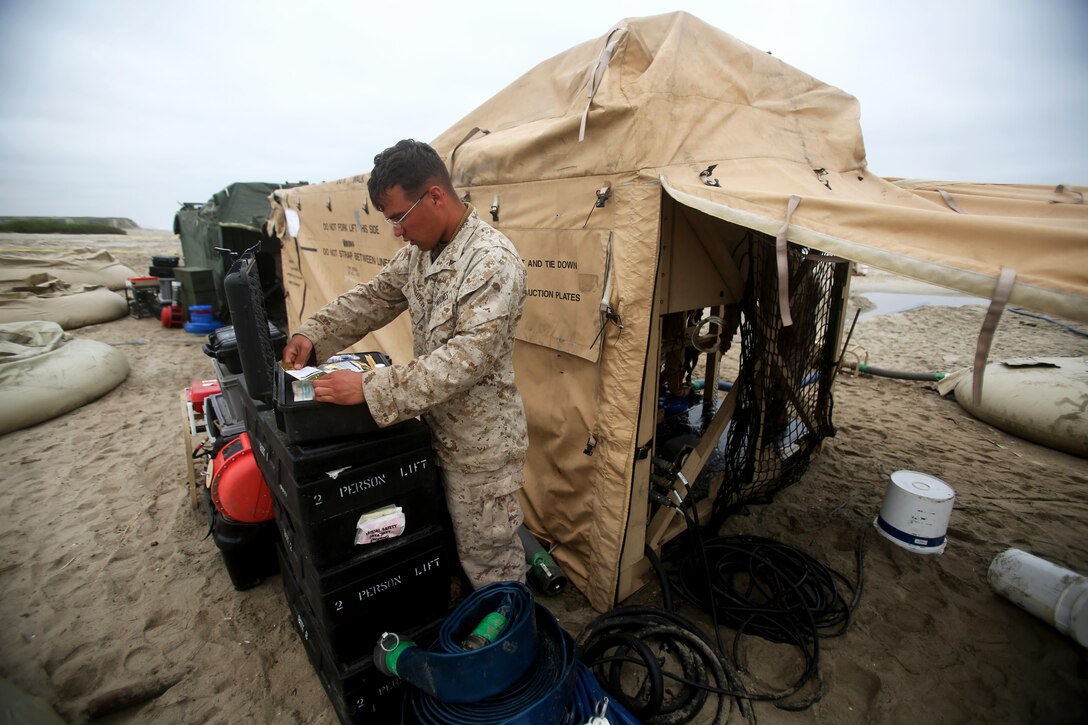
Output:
[367,139,454,210]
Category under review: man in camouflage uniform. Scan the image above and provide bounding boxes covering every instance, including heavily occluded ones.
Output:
[281,139,527,588]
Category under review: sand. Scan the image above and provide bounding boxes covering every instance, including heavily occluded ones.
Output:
[0,231,1086,724]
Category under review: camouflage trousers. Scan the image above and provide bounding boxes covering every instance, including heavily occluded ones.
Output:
[442,457,527,589]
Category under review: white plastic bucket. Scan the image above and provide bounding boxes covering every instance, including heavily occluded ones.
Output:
[988,548,1088,647]
[873,470,955,554]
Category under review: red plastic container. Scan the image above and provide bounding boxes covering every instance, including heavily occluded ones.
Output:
[161,305,183,328]
[185,379,221,415]
[210,432,275,523]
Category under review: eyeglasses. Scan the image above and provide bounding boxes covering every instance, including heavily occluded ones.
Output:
[383,192,428,227]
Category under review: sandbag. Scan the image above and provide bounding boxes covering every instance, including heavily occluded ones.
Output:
[0,320,129,435]
[0,248,136,290]
[0,275,127,329]
[954,357,1088,458]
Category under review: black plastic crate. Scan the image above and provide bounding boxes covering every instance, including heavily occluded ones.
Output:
[273,362,390,445]
[270,468,448,571]
[280,551,445,723]
[250,411,435,522]
[203,486,280,591]
[279,525,457,647]
[243,403,447,570]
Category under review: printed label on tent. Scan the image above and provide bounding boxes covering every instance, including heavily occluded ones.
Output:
[507,228,609,362]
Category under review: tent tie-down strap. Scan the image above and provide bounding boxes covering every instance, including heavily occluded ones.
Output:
[938,189,965,214]
[971,266,1017,405]
[448,126,490,183]
[580,24,626,142]
[775,195,802,327]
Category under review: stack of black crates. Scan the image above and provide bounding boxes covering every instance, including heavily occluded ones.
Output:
[223,254,462,723]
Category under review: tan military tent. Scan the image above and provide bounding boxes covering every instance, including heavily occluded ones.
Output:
[267,12,1088,611]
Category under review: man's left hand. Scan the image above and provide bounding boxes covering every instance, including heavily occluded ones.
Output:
[311,370,365,405]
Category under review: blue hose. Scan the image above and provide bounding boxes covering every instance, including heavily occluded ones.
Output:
[376,582,538,704]
[381,581,579,723]
[567,661,642,724]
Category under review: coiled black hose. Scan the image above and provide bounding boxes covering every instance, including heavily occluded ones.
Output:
[576,606,755,725]
[674,533,865,710]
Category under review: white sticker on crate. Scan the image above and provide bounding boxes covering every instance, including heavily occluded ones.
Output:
[355,505,405,545]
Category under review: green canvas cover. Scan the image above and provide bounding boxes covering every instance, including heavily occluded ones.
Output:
[174,182,307,324]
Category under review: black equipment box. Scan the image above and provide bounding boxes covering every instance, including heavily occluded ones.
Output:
[224,255,279,405]
[279,526,457,666]
[204,392,246,453]
[273,358,390,445]
[211,358,247,423]
[280,550,444,724]
[203,322,288,376]
[203,486,279,591]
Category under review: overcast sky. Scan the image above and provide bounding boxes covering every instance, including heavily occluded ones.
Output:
[0,0,1085,230]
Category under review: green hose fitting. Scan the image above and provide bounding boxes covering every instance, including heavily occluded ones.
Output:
[461,610,509,650]
[373,632,415,677]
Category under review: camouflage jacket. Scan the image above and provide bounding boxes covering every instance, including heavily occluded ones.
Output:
[295,207,528,474]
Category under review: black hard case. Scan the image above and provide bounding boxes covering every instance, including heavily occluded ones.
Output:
[203,322,287,376]
[204,392,246,454]
[202,486,279,591]
[223,254,279,405]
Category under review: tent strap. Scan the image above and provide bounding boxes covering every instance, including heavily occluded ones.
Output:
[448,126,489,182]
[971,266,1017,404]
[579,25,626,142]
[938,189,965,214]
[775,195,801,327]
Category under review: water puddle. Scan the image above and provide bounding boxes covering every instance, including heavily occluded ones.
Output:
[858,292,989,320]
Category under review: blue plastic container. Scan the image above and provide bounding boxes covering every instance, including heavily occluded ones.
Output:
[185,305,225,334]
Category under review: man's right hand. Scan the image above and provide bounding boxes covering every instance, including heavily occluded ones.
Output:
[282,334,314,370]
